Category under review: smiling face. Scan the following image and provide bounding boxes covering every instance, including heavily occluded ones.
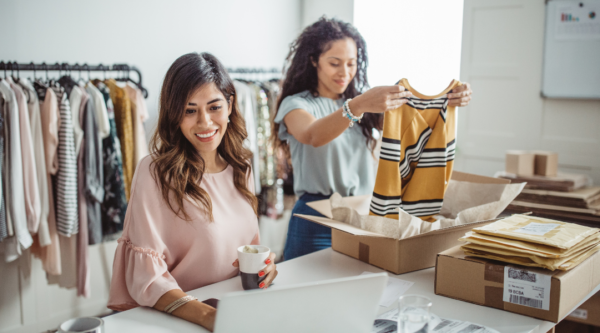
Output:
[179,82,232,158]
[314,37,358,99]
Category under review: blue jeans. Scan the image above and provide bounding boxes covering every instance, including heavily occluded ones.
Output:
[283,193,332,261]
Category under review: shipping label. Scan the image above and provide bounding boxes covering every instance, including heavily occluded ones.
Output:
[568,308,588,320]
[503,266,551,311]
[514,222,560,236]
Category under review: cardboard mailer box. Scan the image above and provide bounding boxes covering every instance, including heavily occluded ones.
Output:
[566,291,600,327]
[295,172,509,275]
[435,245,600,323]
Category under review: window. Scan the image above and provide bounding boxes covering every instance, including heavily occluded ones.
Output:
[354,0,464,95]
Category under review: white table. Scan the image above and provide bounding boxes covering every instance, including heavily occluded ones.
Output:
[104,248,600,333]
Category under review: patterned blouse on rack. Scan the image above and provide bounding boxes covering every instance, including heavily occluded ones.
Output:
[51,86,79,236]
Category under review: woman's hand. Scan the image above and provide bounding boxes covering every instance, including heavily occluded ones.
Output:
[202,307,216,332]
[348,85,412,116]
[232,252,278,289]
[447,82,472,107]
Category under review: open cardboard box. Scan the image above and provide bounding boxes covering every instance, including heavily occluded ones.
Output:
[435,246,600,323]
[295,171,510,275]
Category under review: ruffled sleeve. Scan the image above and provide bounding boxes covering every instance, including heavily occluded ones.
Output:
[107,156,181,311]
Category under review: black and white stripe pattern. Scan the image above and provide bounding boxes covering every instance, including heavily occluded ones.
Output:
[417,139,456,168]
[439,97,449,122]
[53,88,79,236]
[406,97,446,110]
[407,95,450,122]
[401,199,444,217]
[399,128,432,178]
[380,138,401,162]
[369,192,401,216]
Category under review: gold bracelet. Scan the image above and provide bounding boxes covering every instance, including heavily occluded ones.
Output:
[164,295,197,314]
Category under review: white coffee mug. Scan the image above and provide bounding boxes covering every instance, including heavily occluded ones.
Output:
[237,245,270,290]
[58,317,104,333]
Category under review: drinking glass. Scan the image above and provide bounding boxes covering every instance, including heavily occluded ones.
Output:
[398,295,432,333]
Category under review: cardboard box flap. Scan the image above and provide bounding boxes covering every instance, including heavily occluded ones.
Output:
[451,171,511,185]
[307,172,509,219]
[294,214,392,238]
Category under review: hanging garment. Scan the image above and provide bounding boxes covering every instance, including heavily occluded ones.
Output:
[19,79,51,246]
[370,79,460,221]
[0,86,7,242]
[8,79,41,234]
[84,92,104,245]
[1,83,15,240]
[105,79,134,200]
[69,85,86,155]
[125,83,149,167]
[76,88,90,297]
[47,232,77,288]
[47,84,80,289]
[0,80,33,261]
[85,82,110,139]
[233,80,261,194]
[36,86,62,275]
[249,83,276,187]
[96,82,127,240]
[52,86,79,236]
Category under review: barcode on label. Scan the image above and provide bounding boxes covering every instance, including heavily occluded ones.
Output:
[569,308,588,320]
[509,294,543,309]
[433,319,452,331]
[508,267,537,283]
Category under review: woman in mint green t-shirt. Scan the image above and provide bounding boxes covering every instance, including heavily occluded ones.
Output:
[272,17,473,261]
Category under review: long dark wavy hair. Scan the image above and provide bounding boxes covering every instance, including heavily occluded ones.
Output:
[272,16,382,156]
[149,52,258,221]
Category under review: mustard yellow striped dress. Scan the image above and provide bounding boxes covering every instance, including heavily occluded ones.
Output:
[370,78,461,222]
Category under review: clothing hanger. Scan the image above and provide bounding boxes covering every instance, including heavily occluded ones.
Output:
[30,61,37,82]
[0,61,6,79]
[9,61,17,81]
[58,63,78,96]
[114,64,149,98]
[33,63,48,100]
[13,62,33,103]
[75,63,89,86]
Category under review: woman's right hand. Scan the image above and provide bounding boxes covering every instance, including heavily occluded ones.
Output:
[349,85,412,116]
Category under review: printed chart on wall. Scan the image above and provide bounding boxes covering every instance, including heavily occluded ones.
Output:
[542,0,600,99]
[555,2,600,39]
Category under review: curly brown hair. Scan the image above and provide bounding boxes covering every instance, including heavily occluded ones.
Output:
[271,16,382,156]
[149,52,258,221]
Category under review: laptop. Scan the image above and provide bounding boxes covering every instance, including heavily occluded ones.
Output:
[214,273,388,333]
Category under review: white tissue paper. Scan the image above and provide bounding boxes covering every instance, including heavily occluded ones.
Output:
[329,179,526,240]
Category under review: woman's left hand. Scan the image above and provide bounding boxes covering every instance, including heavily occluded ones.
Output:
[447,82,472,107]
[232,252,278,289]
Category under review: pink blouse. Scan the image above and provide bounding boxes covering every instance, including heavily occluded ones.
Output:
[108,156,259,311]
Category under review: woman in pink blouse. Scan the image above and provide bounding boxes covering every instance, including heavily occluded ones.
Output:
[108,52,278,331]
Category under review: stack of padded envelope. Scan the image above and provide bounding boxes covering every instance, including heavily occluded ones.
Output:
[505,186,600,225]
[459,214,600,271]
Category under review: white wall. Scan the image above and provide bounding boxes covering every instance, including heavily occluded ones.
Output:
[455,0,600,184]
[0,1,301,332]
[301,0,354,28]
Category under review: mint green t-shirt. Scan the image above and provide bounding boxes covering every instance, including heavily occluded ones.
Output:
[274,91,375,197]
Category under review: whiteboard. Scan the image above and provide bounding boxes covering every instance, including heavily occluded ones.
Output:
[542,0,600,99]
